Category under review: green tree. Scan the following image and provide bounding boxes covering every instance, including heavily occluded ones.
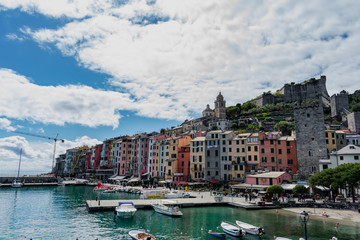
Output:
[226,106,241,120]
[292,185,308,195]
[242,102,257,112]
[266,184,285,194]
[274,121,294,135]
[160,128,166,134]
[309,163,360,203]
[210,125,218,131]
[230,120,239,130]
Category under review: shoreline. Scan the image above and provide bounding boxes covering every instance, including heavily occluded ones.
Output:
[279,207,360,227]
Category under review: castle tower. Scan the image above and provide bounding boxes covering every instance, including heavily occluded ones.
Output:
[202,104,213,117]
[214,92,226,119]
[294,104,328,179]
[330,90,349,117]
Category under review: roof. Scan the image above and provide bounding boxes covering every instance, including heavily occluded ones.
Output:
[191,137,205,141]
[246,171,288,178]
[335,144,360,155]
[230,183,270,190]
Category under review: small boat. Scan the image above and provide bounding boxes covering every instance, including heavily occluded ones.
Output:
[11,179,23,188]
[128,230,156,240]
[103,188,116,193]
[274,237,292,240]
[151,200,183,217]
[236,220,265,236]
[208,230,226,238]
[221,222,245,237]
[12,149,23,188]
[93,183,113,191]
[115,202,137,218]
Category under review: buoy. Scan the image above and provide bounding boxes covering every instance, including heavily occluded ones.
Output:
[174,229,177,233]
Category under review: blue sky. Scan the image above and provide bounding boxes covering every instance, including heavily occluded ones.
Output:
[1,0,360,175]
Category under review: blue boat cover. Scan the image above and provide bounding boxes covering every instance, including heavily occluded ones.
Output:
[118,201,134,206]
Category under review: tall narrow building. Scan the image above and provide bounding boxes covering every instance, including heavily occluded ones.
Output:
[214,92,226,119]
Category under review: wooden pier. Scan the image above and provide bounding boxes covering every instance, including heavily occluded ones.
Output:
[86,192,277,212]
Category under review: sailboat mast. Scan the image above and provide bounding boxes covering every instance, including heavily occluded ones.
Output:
[17,148,22,179]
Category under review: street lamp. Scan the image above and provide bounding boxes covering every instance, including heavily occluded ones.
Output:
[300,211,309,240]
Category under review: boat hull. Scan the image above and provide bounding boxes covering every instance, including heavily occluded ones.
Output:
[208,231,226,238]
[129,230,156,240]
[151,204,183,217]
[235,220,264,236]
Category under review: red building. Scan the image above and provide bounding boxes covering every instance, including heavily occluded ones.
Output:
[94,144,103,169]
[120,137,132,176]
[258,132,298,174]
[85,151,92,170]
[174,145,190,185]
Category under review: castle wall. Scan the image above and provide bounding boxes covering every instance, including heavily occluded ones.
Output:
[330,91,349,117]
[283,76,329,104]
[347,112,360,134]
[294,104,328,179]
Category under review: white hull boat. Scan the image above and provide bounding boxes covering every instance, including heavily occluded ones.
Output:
[274,237,292,240]
[129,230,156,240]
[221,222,245,237]
[236,220,265,236]
[115,202,137,218]
[151,200,182,217]
[11,180,23,188]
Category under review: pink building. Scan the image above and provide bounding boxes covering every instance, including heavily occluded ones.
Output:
[246,172,291,186]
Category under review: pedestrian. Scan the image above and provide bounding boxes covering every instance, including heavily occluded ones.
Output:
[245,194,248,201]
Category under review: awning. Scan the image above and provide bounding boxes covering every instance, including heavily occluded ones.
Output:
[316,186,330,191]
[128,177,140,183]
[109,176,126,181]
[230,183,270,190]
[207,179,219,184]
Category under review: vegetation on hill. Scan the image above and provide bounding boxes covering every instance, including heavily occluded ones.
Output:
[349,90,360,112]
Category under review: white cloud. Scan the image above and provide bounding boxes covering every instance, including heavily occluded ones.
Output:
[0,118,16,131]
[0,135,101,175]
[1,0,360,121]
[0,68,136,128]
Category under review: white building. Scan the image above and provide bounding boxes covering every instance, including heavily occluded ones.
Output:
[346,133,360,146]
[319,144,360,171]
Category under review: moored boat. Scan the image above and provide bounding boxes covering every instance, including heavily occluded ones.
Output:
[274,237,292,240]
[208,230,226,238]
[128,230,156,240]
[93,183,113,191]
[220,222,245,237]
[11,179,23,188]
[115,202,137,218]
[236,220,265,236]
[151,200,183,217]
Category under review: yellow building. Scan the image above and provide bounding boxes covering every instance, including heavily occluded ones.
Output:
[325,130,347,154]
[245,133,259,173]
[229,134,249,181]
[190,137,205,181]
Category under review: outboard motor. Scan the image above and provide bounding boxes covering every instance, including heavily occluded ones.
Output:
[258,227,265,236]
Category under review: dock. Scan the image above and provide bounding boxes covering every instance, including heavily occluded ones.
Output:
[1,182,60,187]
[86,192,277,212]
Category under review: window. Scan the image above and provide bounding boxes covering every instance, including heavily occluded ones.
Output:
[181,161,184,166]
[229,148,232,152]
[215,171,218,176]
[287,159,293,164]
[262,157,267,163]
[199,156,202,162]
[270,140,274,145]
[355,156,359,160]
[229,141,232,145]
[286,141,290,146]
[278,140,281,145]
[207,171,210,176]
[237,148,240,152]
[248,146,251,151]
[271,148,274,153]
[215,150,218,156]
[271,157,275,162]
[272,167,275,171]
[234,165,238,170]
[248,155,252,161]
[168,161,172,166]
[224,165,227,170]
[254,155,258,161]
[278,149,282,154]
[207,161,210,167]
[229,156,232,161]
[326,139,329,144]
[332,140,335,144]
[215,162,218,167]
[287,149,291,154]
[248,138,252,143]
[207,150,210,157]
[242,148,245,153]
[222,140,226,144]
[260,140,264,145]
[261,148,265,153]
[254,146,258,152]
[236,140,239,145]
[278,159,282,164]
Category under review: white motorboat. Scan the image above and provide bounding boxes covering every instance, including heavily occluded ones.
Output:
[236,220,265,236]
[11,179,23,188]
[115,202,137,218]
[128,230,156,240]
[221,222,245,237]
[274,237,292,240]
[151,200,183,217]
[12,149,23,188]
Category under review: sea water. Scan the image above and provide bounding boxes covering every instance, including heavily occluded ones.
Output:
[0,186,359,240]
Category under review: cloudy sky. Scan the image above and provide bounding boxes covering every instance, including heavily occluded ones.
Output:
[1,0,359,175]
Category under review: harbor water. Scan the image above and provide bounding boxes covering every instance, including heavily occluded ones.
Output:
[0,186,359,240]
